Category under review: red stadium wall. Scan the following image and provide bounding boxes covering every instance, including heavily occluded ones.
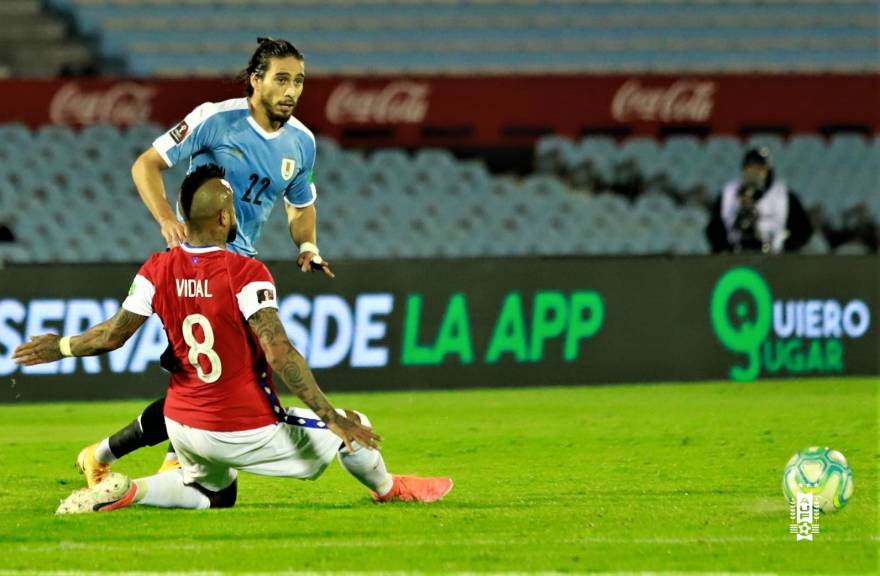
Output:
[0,75,877,146]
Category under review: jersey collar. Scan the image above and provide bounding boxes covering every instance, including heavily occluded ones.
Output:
[181,242,224,254]
[247,116,283,140]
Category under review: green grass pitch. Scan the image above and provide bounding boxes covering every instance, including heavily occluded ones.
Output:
[0,378,876,574]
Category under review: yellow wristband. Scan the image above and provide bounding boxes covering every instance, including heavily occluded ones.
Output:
[59,336,73,357]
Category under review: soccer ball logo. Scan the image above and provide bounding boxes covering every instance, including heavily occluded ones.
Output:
[782,447,853,513]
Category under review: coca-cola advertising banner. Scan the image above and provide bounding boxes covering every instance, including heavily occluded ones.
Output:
[1,75,876,146]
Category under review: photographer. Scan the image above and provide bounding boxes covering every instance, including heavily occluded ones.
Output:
[706,147,812,254]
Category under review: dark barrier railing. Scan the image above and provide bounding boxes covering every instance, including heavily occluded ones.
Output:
[0,256,877,402]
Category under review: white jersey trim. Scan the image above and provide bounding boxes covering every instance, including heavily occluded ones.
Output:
[180,242,224,254]
[247,116,283,140]
[152,98,249,167]
[122,274,155,317]
[155,144,173,168]
[236,281,279,320]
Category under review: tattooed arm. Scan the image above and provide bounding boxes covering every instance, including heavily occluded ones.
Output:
[247,307,380,450]
[247,307,337,422]
[12,309,147,366]
[72,309,147,356]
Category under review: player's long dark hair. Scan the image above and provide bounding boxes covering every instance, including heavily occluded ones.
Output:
[238,37,304,97]
[179,164,226,220]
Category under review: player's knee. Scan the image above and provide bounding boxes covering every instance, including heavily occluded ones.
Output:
[206,480,238,509]
[190,479,238,509]
[342,408,371,429]
[337,409,374,455]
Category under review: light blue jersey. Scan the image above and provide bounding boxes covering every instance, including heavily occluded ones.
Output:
[153,98,316,256]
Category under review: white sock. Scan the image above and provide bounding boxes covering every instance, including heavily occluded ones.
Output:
[338,444,394,496]
[336,411,393,496]
[134,470,210,509]
[94,438,117,464]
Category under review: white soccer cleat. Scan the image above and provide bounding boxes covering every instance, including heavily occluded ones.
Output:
[56,472,136,515]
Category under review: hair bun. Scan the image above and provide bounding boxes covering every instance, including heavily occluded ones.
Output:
[257,37,273,45]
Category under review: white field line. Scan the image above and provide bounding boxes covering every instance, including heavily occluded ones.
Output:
[3,534,878,553]
[0,571,783,576]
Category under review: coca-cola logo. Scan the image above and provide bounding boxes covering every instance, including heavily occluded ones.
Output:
[612,79,715,123]
[49,82,155,126]
[325,81,429,124]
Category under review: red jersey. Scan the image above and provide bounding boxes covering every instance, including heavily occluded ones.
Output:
[122,243,281,431]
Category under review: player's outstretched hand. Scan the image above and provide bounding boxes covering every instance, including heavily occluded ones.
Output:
[327,413,382,451]
[12,334,63,366]
[160,218,187,248]
[298,251,335,278]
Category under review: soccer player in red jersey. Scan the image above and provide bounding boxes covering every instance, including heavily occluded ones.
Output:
[13,165,453,512]
[76,38,330,486]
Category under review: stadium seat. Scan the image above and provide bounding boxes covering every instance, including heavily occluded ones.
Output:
[41,0,880,74]
[2,124,877,263]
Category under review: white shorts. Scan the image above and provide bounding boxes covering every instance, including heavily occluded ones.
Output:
[165,408,347,492]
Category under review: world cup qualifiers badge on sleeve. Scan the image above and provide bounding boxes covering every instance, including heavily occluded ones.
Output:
[170,120,189,144]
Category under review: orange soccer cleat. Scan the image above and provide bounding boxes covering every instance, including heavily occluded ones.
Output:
[372,475,453,503]
[75,443,111,488]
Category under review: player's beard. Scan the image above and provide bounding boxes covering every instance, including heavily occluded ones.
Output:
[263,93,295,125]
[226,223,238,244]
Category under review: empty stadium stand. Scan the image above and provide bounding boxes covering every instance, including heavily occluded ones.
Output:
[534,132,880,225]
[1,124,876,263]
[45,0,880,76]
[0,0,96,77]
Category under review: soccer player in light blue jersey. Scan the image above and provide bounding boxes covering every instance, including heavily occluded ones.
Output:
[135,37,331,272]
[76,39,335,486]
